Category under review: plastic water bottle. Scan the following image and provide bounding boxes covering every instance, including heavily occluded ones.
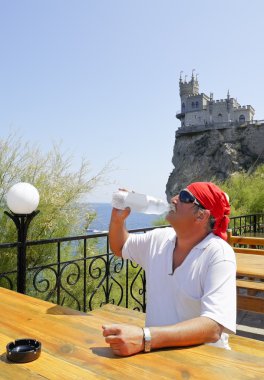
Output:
[111,190,170,215]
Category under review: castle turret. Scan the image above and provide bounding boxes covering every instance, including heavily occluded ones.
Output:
[209,93,214,125]
[226,90,231,122]
[180,70,199,101]
[176,70,200,126]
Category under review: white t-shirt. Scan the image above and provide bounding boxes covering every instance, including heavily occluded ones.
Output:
[122,227,237,349]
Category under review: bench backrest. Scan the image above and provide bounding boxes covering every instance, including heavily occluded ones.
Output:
[227,229,264,256]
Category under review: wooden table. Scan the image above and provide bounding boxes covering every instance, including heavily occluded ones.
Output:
[236,252,264,312]
[236,252,264,278]
[0,287,264,379]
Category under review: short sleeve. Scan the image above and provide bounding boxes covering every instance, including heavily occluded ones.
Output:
[200,251,237,334]
[122,227,175,270]
[122,231,153,270]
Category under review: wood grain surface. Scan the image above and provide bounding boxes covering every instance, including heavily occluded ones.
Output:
[236,253,264,278]
[0,287,264,379]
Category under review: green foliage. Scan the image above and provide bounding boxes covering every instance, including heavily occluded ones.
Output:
[217,164,264,216]
[0,133,110,242]
[152,217,168,227]
[152,165,264,226]
[0,133,111,300]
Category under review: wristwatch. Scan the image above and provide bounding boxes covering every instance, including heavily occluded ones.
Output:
[142,327,151,352]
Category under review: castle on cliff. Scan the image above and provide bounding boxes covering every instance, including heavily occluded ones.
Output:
[166,71,264,199]
[176,71,255,129]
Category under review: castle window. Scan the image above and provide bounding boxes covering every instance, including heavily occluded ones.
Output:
[195,101,199,108]
[217,113,223,123]
[239,114,245,124]
[191,102,195,109]
[182,103,185,112]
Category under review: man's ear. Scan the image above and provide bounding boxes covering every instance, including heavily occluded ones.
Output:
[196,209,210,222]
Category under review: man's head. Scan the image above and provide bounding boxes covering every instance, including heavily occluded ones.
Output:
[166,182,230,241]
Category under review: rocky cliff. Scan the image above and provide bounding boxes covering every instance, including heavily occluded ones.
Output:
[166,123,264,200]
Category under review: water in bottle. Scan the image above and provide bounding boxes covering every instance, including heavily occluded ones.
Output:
[111,190,170,215]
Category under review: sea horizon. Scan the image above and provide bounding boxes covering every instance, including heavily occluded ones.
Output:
[86,202,163,233]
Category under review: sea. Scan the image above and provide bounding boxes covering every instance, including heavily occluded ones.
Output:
[86,203,162,233]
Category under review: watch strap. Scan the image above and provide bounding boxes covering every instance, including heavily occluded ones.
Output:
[142,327,151,352]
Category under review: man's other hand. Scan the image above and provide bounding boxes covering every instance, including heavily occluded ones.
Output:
[102,324,144,356]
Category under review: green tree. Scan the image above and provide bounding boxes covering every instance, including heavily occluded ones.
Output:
[218,165,264,216]
[0,133,111,242]
[0,133,111,307]
[152,217,168,227]
[152,165,264,226]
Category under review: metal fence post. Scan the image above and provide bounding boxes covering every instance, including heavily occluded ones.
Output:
[4,211,39,294]
[253,214,257,234]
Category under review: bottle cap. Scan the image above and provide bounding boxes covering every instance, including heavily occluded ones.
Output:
[112,190,128,210]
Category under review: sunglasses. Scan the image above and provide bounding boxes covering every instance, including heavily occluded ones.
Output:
[178,189,205,209]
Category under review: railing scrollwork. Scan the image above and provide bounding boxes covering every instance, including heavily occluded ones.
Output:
[0,213,263,313]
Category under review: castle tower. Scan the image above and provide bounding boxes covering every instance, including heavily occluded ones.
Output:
[179,70,199,106]
[209,93,214,125]
[226,89,231,122]
[176,70,200,126]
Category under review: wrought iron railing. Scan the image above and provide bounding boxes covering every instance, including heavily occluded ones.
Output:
[229,213,264,235]
[0,229,150,313]
[0,215,263,313]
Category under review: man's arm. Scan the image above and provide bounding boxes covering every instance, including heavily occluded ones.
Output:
[150,316,223,348]
[109,208,131,257]
[103,317,223,356]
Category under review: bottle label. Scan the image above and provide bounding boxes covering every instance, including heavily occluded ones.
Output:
[125,193,147,212]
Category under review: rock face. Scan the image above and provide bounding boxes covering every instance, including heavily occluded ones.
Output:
[166,123,264,200]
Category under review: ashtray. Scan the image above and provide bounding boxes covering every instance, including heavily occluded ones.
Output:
[6,339,41,363]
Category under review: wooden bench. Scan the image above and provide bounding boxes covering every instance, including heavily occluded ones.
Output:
[227,229,264,313]
[227,229,264,256]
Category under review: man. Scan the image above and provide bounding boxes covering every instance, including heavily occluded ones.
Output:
[103,182,236,356]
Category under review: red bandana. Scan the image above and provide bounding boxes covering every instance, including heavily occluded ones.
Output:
[187,182,230,241]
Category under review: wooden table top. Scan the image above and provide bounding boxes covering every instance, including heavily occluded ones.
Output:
[236,252,264,278]
[0,287,264,379]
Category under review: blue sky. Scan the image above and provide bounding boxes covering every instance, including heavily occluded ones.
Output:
[1,1,263,202]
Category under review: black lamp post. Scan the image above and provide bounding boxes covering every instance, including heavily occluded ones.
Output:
[5,183,40,294]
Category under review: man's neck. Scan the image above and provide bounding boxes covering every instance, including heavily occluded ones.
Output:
[172,230,210,271]
[176,230,209,251]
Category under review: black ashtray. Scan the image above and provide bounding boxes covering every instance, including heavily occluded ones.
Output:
[6,339,41,363]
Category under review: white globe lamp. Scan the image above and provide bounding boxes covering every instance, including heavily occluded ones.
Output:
[6,182,40,214]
